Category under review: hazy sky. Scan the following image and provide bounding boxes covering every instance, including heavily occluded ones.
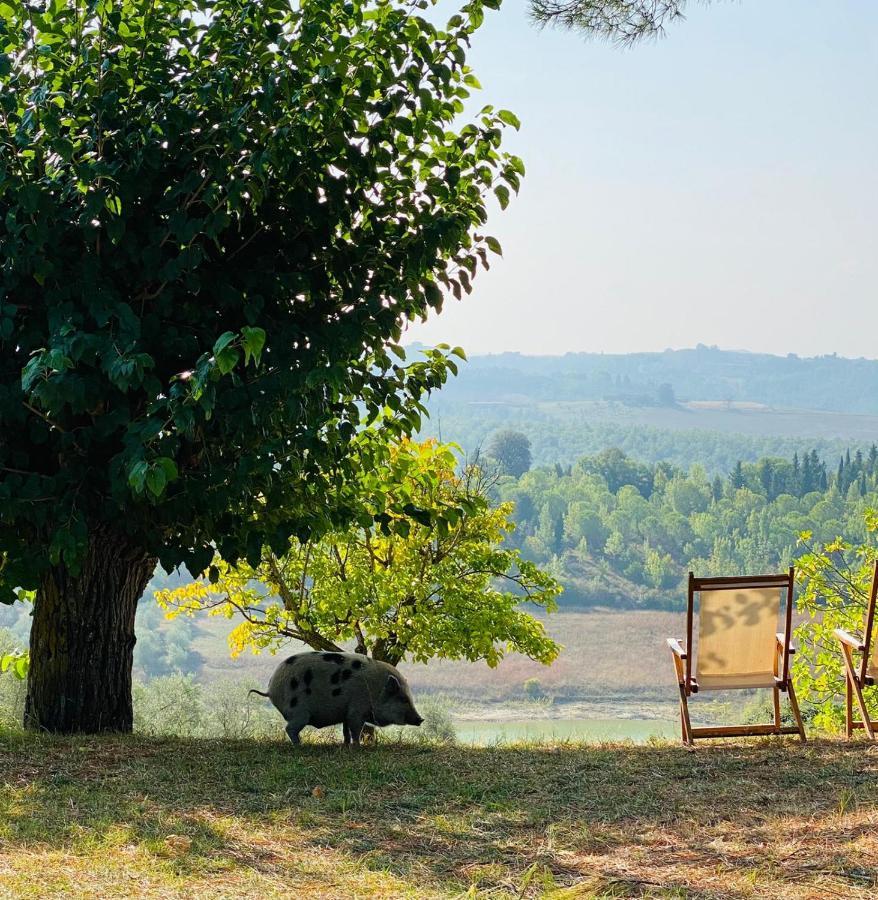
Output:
[406,0,878,357]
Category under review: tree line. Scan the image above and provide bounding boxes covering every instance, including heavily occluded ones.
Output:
[492,441,878,609]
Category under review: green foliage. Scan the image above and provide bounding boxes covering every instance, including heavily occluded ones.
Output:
[0,627,27,723]
[158,440,562,668]
[0,0,522,598]
[420,399,860,477]
[133,674,278,739]
[388,694,457,744]
[0,591,30,679]
[0,647,28,681]
[485,429,533,477]
[494,445,878,610]
[793,520,878,732]
[133,595,201,680]
[522,677,546,700]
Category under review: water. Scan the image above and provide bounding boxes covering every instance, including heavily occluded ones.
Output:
[454,717,679,745]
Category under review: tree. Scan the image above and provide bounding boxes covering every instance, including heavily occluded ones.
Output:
[795,521,878,732]
[157,440,562,668]
[0,0,521,732]
[487,430,533,477]
[656,382,676,406]
[529,0,715,43]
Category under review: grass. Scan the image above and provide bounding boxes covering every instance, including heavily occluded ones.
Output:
[1,728,876,898]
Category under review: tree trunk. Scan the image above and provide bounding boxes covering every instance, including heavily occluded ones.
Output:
[24,524,156,734]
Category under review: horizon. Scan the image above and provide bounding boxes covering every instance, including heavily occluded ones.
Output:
[406,341,878,363]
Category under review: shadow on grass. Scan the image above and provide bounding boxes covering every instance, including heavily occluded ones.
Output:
[1,728,877,898]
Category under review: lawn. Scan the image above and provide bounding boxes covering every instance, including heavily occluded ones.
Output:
[1,729,876,898]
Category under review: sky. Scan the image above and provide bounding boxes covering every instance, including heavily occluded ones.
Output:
[405,0,878,358]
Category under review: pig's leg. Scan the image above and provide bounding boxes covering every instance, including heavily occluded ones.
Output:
[342,722,351,745]
[344,715,365,747]
[285,721,304,745]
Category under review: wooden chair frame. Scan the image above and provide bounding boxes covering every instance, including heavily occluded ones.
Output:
[834,559,878,740]
[667,568,806,746]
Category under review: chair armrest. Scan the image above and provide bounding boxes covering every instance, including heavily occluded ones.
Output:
[834,628,866,651]
[776,632,796,654]
[667,638,687,659]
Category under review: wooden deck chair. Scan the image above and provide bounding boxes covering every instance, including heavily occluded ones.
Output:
[835,559,878,740]
[667,569,806,746]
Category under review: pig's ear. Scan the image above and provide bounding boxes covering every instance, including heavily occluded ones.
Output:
[383,675,401,697]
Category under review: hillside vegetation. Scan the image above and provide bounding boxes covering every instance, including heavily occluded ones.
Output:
[496,446,878,609]
[1,728,876,899]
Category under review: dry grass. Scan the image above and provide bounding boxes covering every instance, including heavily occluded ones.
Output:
[1,728,876,898]
[195,610,686,706]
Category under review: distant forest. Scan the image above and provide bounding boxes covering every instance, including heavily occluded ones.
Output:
[495,445,878,610]
[419,403,859,476]
[416,346,878,415]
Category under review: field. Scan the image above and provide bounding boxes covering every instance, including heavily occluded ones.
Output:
[1,728,876,898]
[553,400,878,443]
[194,609,688,721]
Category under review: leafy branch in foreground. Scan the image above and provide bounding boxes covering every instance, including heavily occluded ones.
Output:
[794,513,878,732]
[158,440,562,668]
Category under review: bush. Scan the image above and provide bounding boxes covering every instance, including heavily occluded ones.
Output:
[0,628,27,728]
[133,674,206,737]
[523,677,546,701]
[416,695,457,744]
[202,678,280,740]
[133,674,280,739]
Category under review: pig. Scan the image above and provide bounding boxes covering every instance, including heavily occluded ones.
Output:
[249,651,423,746]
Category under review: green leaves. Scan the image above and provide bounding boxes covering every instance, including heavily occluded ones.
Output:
[241,326,266,366]
[212,327,266,374]
[793,518,878,730]
[0,0,520,595]
[159,439,563,668]
[0,648,29,680]
[497,109,521,129]
[129,457,179,499]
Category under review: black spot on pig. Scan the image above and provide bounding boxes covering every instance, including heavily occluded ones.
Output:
[342,669,352,680]
[290,677,298,689]
[322,653,345,664]
[331,688,342,697]
[352,660,363,670]
[304,669,313,686]
[330,671,341,685]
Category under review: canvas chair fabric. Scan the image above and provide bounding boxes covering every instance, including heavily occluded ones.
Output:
[695,587,781,691]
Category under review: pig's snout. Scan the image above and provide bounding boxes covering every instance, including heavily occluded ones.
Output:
[407,712,424,727]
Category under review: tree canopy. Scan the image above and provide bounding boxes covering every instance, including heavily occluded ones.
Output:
[0,0,522,594]
[795,519,878,732]
[486,429,532,477]
[157,439,562,667]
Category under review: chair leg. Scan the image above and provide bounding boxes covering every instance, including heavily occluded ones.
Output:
[772,686,782,731]
[845,677,854,740]
[841,644,875,740]
[786,681,806,742]
[677,684,693,746]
